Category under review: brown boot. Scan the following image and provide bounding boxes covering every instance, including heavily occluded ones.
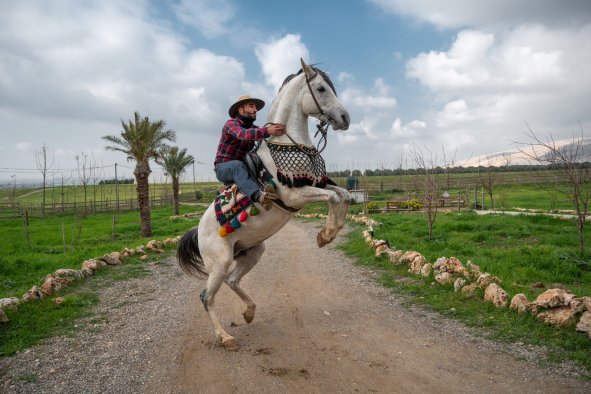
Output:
[258,184,278,210]
[258,191,274,210]
[263,183,278,199]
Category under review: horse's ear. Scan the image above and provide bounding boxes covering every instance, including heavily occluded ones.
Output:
[300,58,315,80]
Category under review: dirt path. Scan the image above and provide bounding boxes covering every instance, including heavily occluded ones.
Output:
[1,220,590,393]
[172,221,589,394]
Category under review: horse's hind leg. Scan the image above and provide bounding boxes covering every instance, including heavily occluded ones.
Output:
[200,248,241,350]
[225,242,265,324]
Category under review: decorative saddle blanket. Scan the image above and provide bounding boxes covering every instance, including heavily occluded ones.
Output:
[268,142,333,189]
[214,185,259,237]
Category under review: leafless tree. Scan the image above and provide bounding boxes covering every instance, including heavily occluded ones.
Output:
[90,156,104,213]
[75,153,91,213]
[477,153,512,209]
[441,142,457,190]
[35,143,55,218]
[409,145,442,240]
[516,124,590,253]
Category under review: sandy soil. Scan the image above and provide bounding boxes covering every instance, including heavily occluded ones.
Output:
[1,220,590,393]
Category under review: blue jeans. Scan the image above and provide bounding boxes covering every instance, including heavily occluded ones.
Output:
[214,160,260,200]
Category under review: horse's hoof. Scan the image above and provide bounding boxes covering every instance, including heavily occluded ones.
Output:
[222,338,240,351]
[317,231,331,248]
[242,309,255,324]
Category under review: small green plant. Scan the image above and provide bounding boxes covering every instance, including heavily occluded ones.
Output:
[16,374,37,383]
[399,199,422,210]
[366,202,379,212]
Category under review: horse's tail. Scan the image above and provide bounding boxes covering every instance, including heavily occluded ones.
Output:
[177,226,208,278]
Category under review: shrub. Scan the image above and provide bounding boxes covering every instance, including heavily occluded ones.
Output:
[399,199,422,210]
[366,202,379,212]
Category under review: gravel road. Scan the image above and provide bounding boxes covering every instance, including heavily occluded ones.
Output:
[1,220,590,393]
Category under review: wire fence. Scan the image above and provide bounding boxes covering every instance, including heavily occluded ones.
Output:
[0,196,194,220]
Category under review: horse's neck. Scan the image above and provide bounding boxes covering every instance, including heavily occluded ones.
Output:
[266,86,313,146]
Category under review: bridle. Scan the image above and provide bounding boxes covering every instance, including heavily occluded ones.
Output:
[265,70,329,156]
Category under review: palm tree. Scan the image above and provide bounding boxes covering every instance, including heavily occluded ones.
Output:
[102,112,176,237]
[158,147,194,215]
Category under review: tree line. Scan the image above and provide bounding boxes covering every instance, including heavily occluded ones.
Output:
[99,178,135,185]
[328,162,591,178]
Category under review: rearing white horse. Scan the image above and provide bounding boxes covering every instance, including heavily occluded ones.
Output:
[177,59,351,350]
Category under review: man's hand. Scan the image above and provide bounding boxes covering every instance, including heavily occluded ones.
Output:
[267,124,286,136]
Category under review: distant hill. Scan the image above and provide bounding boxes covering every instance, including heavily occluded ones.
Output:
[457,138,591,167]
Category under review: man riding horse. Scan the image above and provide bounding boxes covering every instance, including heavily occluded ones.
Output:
[214,95,287,210]
[179,59,351,350]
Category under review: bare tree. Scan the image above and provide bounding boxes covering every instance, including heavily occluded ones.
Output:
[35,143,55,218]
[517,124,591,253]
[409,145,441,240]
[75,153,91,213]
[90,156,104,214]
[477,153,511,209]
[441,142,457,190]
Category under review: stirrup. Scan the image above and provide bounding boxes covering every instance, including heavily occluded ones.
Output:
[258,192,274,210]
[263,183,278,200]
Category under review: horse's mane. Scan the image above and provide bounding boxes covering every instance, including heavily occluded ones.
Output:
[279,66,337,96]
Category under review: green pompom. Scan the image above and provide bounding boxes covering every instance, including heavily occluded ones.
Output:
[250,205,259,216]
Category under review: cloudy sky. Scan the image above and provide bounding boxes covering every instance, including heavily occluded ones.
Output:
[1,0,590,183]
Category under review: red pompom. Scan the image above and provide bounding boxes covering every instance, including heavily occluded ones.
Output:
[239,211,248,222]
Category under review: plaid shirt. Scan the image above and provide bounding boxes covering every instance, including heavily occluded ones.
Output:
[214,117,269,165]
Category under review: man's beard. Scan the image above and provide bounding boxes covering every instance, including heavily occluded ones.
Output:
[238,113,255,127]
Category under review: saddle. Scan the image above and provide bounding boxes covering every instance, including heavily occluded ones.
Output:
[244,151,271,187]
[245,151,299,213]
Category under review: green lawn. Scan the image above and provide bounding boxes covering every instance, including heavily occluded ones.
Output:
[361,182,585,212]
[0,205,202,300]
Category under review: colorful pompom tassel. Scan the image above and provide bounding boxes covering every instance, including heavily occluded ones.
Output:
[239,211,248,222]
[218,227,228,237]
[231,217,241,229]
[225,222,234,234]
[250,205,259,216]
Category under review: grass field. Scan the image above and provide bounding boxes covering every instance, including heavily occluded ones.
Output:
[0,205,202,300]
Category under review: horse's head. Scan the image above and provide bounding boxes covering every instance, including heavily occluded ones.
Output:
[275,59,350,132]
[298,59,350,131]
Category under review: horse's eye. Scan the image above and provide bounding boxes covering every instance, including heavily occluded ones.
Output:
[317,85,326,93]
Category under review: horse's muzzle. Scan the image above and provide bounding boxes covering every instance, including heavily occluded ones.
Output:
[331,111,350,130]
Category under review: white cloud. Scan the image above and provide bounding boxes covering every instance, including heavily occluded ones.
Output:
[368,0,591,29]
[254,34,309,90]
[406,29,565,92]
[340,78,398,110]
[404,23,591,159]
[337,71,355,84]
[16,142,32,152]
[436,100,472,127]
[173,0,235,38]
[390,117,426,138]
[0,0,259,177]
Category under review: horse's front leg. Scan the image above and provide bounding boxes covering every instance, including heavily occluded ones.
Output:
[325,184,351,232]
[281,186,350,247]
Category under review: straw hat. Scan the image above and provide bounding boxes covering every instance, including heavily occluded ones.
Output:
[228,95,265,118]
